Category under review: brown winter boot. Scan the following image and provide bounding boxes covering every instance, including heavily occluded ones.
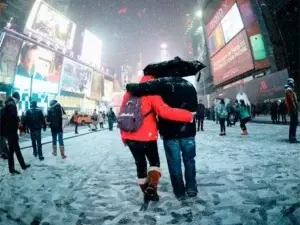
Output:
[145,167,161,201]
[60,146,67,159]
[137,178,148,199]
[241,130,248,135]
[52,145,57,156]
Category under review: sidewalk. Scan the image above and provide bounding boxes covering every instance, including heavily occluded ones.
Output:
[20,125,115,149]
[250,114,300,125]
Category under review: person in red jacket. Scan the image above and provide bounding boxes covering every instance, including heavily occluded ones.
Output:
[120,75,194,201]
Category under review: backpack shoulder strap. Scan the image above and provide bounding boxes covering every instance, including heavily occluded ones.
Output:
[143,109,153,118]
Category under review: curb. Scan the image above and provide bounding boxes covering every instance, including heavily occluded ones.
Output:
[20,126,116,150]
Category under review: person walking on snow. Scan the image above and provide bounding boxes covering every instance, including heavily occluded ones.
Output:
[107,108,116,131]
[98,111,104,128]
[23,101,47,160]
[47,100,67,159]
[73,111,79,134]
[239,99,251,135]
[120,75,194,201]
[285,78,298,143]
[196,100,205,132]
[0,92,30,174]
[218,99,228,136]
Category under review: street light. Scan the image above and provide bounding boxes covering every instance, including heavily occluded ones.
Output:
[160,43,167,50]
[196,10,202,18]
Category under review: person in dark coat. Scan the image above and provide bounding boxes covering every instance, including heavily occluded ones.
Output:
[0,92,30,174]
[126,57,204,199]
[23,101,47,160]
[47,100,67,158]
[196,100,205,132]
[271,101,279,124]
[107,108,116,131]
[279,100,287,124]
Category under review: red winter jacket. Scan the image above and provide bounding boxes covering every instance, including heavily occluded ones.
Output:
[120,75,193,142]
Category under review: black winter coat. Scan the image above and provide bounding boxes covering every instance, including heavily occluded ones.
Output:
[24,107,46,131]
[196,103,205,118]
[126,77,197,140]
[47,101,65,133]
[0,97,19,137]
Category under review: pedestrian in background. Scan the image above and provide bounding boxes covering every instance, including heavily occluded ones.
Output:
[98,111,104,128]
[218,99,227,136]
[285,78,298,143]
[107,108,116,131]
[74,111,79,134]
[0,92,30,174]
[47,100,67,159]
[23,101,47,160]
[239,99,251,135]
[196,100,205,132]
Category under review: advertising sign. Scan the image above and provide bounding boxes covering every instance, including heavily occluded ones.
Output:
[90,71,101,100]
[0,34,22,84]
[81,30,102,69]
[208,24,225,56]
[221,3,244,43]
[103,79,113,102]
[217,69,288,103]
[206,0,235,36]
[211,30,254,85]
[24,0,76,49]
[14,41,63,93]
[60,57,93,95]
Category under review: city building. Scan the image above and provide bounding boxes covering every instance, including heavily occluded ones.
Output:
[188,0,297,107]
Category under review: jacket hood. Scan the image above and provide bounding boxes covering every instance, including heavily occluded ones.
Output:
[50,100,60,108]
[5,96,15,105]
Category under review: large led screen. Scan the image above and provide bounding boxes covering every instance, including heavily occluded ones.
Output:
[24,0,76,49]
[81,30,102,69]
[0,34,22,85]
[60,57,93,95]
[208,24,225,56]
[90,71,101,100]
[211,30,254,85]
[14,41,63,93]
[221,3,244,43]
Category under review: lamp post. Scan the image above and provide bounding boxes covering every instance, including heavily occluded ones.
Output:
[29,64,35,103]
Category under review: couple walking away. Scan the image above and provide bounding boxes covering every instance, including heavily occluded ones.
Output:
[118,57,205,201]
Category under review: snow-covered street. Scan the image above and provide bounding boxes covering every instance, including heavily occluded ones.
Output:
[0,121,299,225]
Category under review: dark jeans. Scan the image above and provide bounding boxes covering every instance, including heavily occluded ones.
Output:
[240,117,250,131]
[108,119,114,131]
[163,137,197,197]
[281,113,287,124]
[52,132,64,147]
[197,116,204,131]
[289,112,298,141]
[7,133,26,172]
[220,118,226,133]
[75,122,78,133]
[99,122,104,128]
[30,129,43,158]
[127,140,160,179]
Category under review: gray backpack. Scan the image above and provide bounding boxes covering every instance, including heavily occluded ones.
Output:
[117,96,152,132]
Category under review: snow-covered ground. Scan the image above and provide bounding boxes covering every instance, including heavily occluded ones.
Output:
[0,122,299,225]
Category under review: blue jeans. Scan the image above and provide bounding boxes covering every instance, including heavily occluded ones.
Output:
[52,132,64,147]
[163,137,197,197]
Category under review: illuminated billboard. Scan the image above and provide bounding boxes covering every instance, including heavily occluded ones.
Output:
[14,41,63,93]
[24,0,76,49]
[60,57,93,95]
[81,29,102,69]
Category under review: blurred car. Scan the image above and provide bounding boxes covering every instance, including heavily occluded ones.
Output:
[77,114,94,125]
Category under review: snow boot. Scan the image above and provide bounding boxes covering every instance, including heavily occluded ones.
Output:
[145,167,161,201]
[60,146,67,159]
[137,178,148,200]
[241,130,248,135]
[52,145,57,156]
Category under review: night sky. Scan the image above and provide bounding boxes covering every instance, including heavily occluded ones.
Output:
[69,0,197,69]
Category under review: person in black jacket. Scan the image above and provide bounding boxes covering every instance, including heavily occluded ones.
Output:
[127,76,198,199]
[0,92,30,174]
[47,100,67,159]
[23,101,47,160]
[196,100,205,132]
